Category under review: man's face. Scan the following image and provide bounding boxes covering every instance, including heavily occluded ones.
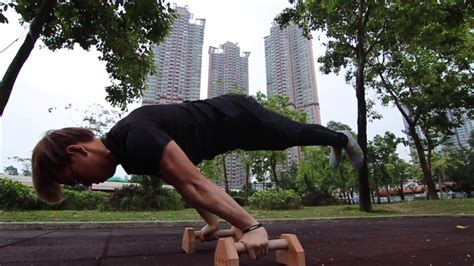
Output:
[57,156,115,187]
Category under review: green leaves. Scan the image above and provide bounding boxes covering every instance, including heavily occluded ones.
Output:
[248,189,302,210]
[369,1,473,153]
[11,0,176,110]
[198,157,224,182]
[367,132,406,191]
[0,1,17,24]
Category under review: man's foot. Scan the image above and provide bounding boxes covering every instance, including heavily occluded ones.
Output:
[341,130,364,170]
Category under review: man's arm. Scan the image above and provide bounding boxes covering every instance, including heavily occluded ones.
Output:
[159,141,257,230]
[195,207,221,241]
[159,141,268,260]
[195,207,219,226]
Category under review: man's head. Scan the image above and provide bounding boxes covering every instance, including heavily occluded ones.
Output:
[32,127,117,204]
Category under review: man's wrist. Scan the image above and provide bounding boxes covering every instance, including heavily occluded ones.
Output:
[208,220,219,227]
[242,223,263,234]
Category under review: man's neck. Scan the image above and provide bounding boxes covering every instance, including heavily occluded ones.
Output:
[92,138,119,166]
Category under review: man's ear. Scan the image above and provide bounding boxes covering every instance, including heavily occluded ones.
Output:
[66,145,88,157]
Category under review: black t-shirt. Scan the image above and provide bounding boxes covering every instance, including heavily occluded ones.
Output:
[101,94,262,175]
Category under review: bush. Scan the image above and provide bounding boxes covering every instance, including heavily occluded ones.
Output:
[107,185,185,211]
[301,191,341,206]
[156,188,185,210]
[248,189,302,210]
[232,195,247,206]
[48,189,109,210]
[0,177,39,210]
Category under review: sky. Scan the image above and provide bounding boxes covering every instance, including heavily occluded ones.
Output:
[0,0,410,176]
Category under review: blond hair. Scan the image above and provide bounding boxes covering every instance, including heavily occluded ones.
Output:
[32,127,95,204]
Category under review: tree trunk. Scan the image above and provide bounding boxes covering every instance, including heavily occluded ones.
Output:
[408,125,439,199]
[245,163,250,202]
[338,169,348,204]
[0,0,57,116]
[438,175,443,199]
[355,0,372,212]
[343,191,350,204]
[270,152,279,191]
[399,176,405,201]
[377,189,381,204]
[378,69,439,200]
[385,185,391,203]
[222,155,229,194]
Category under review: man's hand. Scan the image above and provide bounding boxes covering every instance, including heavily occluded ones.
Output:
[238,227,269,260]
[199,223,220,242]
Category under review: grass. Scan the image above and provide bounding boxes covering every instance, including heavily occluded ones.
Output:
[1,198,473,222]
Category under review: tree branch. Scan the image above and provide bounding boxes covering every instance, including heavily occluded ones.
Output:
[367,24,385,55]
[378,71,417,130]
[0,0,57,116]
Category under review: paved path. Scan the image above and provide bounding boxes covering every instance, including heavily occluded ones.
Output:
[0,217,473,265]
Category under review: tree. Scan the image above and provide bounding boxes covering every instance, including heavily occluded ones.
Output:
[279,162,298,191]
[49,103,124,137]
[8,156,31,176]
[276,0,392,211]
[366,2,473,199]
[130,174,162,190]
[251,92,307,191]
[277,1,472,204]
[80,103,124,137]
[237,149,257,201]
[387,157,414,201]
[4,165,18,175]
[444,132,474,198]
[367,132,403,203]
[0,0,176,115]
[296,146,334,193]
[431,152,449,198]
[198,158,224,183]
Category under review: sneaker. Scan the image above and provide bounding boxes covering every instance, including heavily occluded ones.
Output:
[341,130,364,170]
[329,146,342,168]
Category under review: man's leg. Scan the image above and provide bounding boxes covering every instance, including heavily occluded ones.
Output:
[234,96,363,170]
[235,97,346,150]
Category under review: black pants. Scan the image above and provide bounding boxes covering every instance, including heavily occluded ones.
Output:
[215,95,348,154]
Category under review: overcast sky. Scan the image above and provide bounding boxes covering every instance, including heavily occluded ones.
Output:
[0,0,409,176]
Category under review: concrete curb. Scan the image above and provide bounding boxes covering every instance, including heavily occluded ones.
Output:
[1,214,473,230]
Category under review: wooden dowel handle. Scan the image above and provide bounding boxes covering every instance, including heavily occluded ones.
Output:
[195,229,235,239]
[235,239,288,253]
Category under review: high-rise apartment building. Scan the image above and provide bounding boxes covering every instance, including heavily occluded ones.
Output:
[445,111,473,150]
[208,42,250,97]
[142,5,205,105]
[264,22,321,166]
[208,42,250,190]
[264,23,321,125]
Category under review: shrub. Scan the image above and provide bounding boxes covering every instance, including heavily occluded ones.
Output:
[232,195,247,206]
[0,177,39,210]
[48,189,109,210]
[156,188,185,210]
[248,189,302,210]
[301,191,341,206]
[229,189,256,206]
[107,185,185,211]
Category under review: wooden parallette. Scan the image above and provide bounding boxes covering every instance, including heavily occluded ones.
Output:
[214,234,305,266]
[182,226,243,254]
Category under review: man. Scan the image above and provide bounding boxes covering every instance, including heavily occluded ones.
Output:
[32,94,363,260]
